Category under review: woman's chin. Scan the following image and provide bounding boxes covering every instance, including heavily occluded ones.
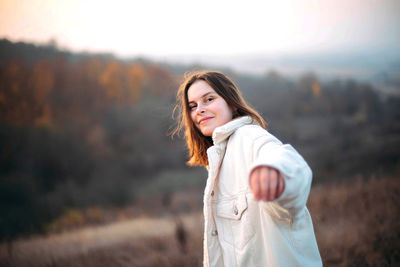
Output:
[200,128,213,137]
[202,131,212,137]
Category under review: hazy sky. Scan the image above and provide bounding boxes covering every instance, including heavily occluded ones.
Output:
[1,0,399,58]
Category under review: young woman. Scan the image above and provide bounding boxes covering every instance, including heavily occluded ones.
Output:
[173,70,322,266]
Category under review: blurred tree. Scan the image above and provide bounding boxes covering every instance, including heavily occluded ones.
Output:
[0,60,30,124]
[311,81,322,98]
[30,60,54,126]
[100,61,145,106]
[127,64,146,103]
[144,65,177,97]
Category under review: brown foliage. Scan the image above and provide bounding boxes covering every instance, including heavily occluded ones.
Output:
[0,57,153,128]
[100,61,145,106]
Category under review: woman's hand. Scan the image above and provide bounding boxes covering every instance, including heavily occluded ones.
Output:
[250,166,285,201]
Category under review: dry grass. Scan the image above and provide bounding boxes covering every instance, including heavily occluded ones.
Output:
[309,175,400,266]
[1,175,399,267]
[0,212,203,267]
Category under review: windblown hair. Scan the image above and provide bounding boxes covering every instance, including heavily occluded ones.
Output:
[172,70,266,167]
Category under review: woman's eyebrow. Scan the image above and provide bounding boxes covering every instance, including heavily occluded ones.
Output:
[188,91,215,103]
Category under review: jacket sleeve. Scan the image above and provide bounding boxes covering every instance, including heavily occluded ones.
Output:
[248,131,312,221]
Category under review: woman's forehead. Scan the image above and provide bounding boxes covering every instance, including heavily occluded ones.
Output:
[187,80,217,101]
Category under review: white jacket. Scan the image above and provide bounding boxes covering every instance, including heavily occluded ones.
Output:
[203,116,322,267]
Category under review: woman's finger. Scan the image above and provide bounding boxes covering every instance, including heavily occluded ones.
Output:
[259,168,269,201]
[250,168,261,200]
[278,172,285,197]
[268,168,278,201]
[275,172,281,199]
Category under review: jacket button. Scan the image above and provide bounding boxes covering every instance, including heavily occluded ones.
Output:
[234,206,238,215]
[211,230,218,236]
[211,190,214,197]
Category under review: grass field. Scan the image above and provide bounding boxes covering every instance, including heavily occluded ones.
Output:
[1,174,399,267]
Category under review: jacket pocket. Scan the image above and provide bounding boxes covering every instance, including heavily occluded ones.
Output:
[215,194,255,249]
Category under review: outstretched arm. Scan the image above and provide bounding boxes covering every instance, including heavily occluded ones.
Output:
[248,133,312,218]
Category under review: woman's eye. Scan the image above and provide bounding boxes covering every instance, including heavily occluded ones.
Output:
[206,97,214,102]
[189,105,196,110]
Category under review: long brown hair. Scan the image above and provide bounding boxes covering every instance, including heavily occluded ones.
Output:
[172,70,266,167]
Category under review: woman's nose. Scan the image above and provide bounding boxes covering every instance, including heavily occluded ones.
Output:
[196,103,205,114]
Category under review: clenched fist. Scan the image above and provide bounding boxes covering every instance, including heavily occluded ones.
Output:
[250,166,285,201]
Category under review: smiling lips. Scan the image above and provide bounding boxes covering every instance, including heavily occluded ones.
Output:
[199,117,213,124]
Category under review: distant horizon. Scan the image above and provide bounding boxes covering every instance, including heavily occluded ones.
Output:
[3,35,400,60]
[1,37,399,87]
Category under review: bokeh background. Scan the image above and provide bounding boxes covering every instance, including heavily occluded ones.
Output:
[0,0,399,266]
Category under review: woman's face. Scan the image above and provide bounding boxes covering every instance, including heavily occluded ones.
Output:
[187,80,233,137]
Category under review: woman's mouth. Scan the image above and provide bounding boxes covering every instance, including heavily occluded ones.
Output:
[199,117,212,124]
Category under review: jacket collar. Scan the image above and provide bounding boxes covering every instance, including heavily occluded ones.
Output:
[212,116,253,145]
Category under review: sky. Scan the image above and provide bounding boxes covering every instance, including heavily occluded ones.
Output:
[0,0,399,59]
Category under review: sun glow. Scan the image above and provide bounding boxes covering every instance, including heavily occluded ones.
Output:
[0,0,399,57]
